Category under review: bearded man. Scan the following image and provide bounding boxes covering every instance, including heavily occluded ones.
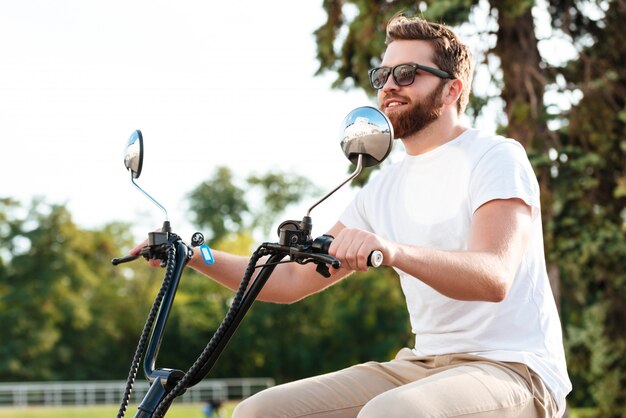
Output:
[133,14,572,418]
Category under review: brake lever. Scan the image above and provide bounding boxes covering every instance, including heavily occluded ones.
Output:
[111,245,163,266]
[111,233,175,267]
[111,253,141,266]
[289,250,341,278]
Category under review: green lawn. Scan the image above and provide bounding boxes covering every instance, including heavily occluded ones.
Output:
[569,408,598,418]
[0,404,597,417]
[0,402,237,418]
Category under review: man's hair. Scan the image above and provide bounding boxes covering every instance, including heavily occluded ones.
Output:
[385,15,474,115]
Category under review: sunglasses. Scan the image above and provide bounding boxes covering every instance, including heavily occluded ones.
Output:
[368,63,453,90]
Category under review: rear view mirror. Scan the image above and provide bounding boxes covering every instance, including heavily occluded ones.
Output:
[340,106,393,167]
[305,106,395,217]
[124,130,143,179]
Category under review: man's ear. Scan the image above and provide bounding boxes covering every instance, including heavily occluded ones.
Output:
[443,78,463,107]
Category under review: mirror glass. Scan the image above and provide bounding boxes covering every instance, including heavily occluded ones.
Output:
[340,106,394,167]
[124,130,143,179]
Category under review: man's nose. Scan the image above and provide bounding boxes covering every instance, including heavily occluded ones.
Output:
[381,73,400,92]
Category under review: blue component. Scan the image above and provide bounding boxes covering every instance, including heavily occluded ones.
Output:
[200,244,215,265]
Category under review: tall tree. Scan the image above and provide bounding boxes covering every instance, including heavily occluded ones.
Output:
[188,166,319,245]
[0,199,125,380]
[313,0,626,414]
[163,168,410,383]
[0,193,409,385]
[542,0,626,414]
[0,198,167,381]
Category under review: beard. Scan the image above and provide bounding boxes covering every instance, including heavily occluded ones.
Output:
[382,81,446,139]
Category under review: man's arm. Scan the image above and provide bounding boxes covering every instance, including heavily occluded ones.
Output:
[186,221,355,304]
[329,198,532,302]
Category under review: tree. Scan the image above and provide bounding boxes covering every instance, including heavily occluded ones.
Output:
[541,0,626,414]
[0,199,128,380]
[0,198,173,381]
[188,166,319,245]
[179,166,411,383]
[208,266,412,384]
[0,190,409,385]
[187,167,249,244]
[0,158,402,383]
[314,0,626,414]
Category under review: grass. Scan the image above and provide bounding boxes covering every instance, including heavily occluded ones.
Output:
[569,408,598,418]
[0,404,598,418]
[0,402,237,418]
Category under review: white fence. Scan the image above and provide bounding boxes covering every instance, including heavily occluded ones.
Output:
[0,378,274,407]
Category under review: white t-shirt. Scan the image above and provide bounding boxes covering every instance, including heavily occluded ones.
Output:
[339,129,572,416]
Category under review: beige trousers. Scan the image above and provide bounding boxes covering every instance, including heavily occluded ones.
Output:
[232,348,556,418]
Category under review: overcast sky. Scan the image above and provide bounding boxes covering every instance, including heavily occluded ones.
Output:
[0,1,380,240]
[0,0,579,245]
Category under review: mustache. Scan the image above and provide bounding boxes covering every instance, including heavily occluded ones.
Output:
[381,93,410,103]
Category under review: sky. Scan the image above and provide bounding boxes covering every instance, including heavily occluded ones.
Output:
[0,0,379,241]
[0,0,580,246]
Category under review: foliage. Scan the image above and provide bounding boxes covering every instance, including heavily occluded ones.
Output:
[175,167,411,383]
[2,3,625,416]
[187,167,249,245]
[0,187,409,386]
[188,167,319,245]
[152,266,411,385]
[542,1,626,414]
[1,199,129,379]
[314,0,477,93]
[314,0,626,414]
[211,267,412,383]
[0,198,176,381]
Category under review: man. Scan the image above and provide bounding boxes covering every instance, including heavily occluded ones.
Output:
[134,15,571,417]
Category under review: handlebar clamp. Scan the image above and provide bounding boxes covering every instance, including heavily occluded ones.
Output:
[191,232,206,247]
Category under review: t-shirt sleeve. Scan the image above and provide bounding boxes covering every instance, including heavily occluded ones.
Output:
[339,183,375,231]
[469,141,541,216]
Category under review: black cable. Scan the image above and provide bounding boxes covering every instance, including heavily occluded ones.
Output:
[151,247,264,417]
[116,245,176,418]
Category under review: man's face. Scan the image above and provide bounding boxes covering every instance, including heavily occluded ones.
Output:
[377,40,448,139]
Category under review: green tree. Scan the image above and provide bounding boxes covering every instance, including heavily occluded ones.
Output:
[70,222,168,380]
[209,266,411,384]
[187,167,249,244]
[0,188,408,385]
[0,199,123,379]
[0,198,169,381]
[188,166,320,245]
[178,166,411,383]
[314,0,626,414]
[542,1,626,414]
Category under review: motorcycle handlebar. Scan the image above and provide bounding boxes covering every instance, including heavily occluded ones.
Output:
[367,250,384,268]
[310,233,383,268]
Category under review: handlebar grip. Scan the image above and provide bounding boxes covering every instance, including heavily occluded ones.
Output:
[367,250,383,268]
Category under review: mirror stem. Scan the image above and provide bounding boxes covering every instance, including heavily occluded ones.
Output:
[306,154,363,217]
[131,176,169,221]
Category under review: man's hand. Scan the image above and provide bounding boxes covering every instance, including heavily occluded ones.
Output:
[328,227,391,272]
[129,231,163,268]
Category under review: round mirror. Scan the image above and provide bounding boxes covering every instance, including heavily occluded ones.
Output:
[340,106,394,167]
[124,130,143,179]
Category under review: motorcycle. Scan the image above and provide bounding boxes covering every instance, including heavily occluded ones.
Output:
[112,106,394,417]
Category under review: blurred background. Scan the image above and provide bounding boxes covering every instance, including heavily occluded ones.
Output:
[1,0,625,417]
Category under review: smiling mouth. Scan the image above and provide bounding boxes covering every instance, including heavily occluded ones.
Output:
[382,96,408,110]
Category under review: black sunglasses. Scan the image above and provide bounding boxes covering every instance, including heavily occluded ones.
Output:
[368,63,453,90]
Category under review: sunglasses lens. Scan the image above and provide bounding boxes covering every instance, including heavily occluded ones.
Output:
[394,65,415,86]
[371,68,390,89]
